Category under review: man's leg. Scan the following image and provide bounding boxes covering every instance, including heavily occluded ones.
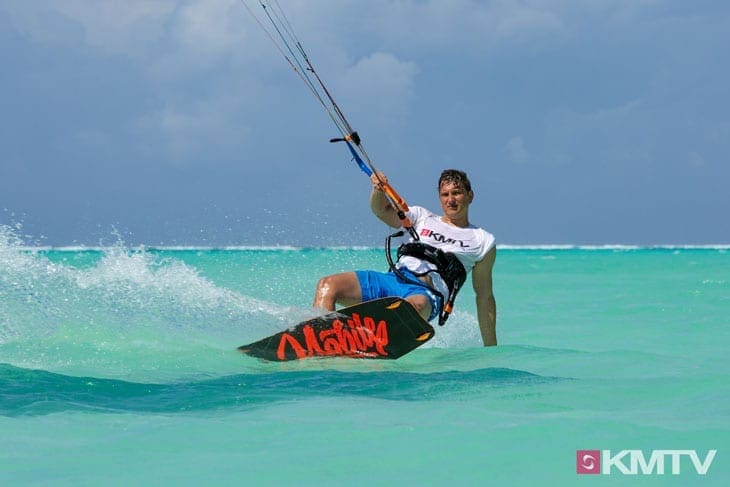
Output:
[313,272,362,310]
[315,272,434,322]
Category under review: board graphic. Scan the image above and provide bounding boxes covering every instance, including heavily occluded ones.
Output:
[238,297,434,361]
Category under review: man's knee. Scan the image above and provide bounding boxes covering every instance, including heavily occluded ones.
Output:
[315,275,336,298]
[314,272,361,308]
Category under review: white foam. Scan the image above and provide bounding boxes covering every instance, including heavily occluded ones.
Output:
[1,226,292,348]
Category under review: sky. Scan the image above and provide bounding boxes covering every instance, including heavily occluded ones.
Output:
[1,0,728,247]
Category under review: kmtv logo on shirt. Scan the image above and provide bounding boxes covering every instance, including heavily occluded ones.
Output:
[420,228,469,248]
[576,449,717,475]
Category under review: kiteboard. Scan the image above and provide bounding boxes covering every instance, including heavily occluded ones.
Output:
[238,297,434,361]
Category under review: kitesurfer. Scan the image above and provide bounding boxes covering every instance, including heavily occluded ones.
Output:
[313,169,497,346]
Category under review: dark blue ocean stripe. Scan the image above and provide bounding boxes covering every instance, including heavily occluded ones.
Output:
[0,363,553,416]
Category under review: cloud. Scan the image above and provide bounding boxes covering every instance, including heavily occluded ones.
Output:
[362,0,569,53]
[336,52,419,130]
[2,0,567,153]
[2,0,176,56]
[1,1,669,65]
[1,0,273,164]
[492,2,566,43]
[688,151,706,168]
[134,93,253,165]
[505,136,530,164]
[167,0,259,72]
[175,1,242,52]
[1,0,261,69]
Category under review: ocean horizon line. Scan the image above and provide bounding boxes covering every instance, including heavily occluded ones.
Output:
[11,243,730,252]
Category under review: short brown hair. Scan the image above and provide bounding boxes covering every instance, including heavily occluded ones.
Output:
[438,169,472,192]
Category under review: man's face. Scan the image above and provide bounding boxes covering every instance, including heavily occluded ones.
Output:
[439,181,474,220]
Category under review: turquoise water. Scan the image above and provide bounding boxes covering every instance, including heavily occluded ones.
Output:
[1,227,728,485]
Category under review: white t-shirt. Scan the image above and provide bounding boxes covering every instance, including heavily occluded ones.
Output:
[396,205,495,297]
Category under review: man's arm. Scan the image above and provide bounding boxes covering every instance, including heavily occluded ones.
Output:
[472,246,497,346]
[369,173,402,228]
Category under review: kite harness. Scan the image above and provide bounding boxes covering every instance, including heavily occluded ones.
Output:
[385,231,467,326]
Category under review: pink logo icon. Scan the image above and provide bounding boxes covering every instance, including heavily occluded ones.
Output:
[577,450,601,474]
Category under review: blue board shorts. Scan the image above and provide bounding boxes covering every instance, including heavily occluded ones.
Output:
[355,269,440,322]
